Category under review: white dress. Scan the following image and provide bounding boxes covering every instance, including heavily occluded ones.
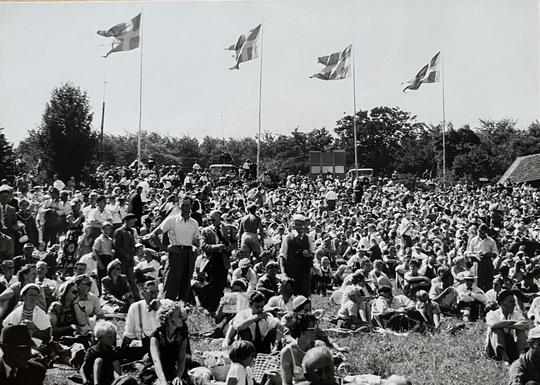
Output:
[226,363,254,385]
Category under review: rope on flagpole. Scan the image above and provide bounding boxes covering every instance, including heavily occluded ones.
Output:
[256,23,264,181]
[441,51,446,189]
[137,12,144,170]
[352,41,359,178]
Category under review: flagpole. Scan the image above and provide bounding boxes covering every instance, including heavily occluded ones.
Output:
[256,24,263,181]
[99,80,107,163]
[352,41,359,178]
[137,12,144,170]
[441,52,446,188]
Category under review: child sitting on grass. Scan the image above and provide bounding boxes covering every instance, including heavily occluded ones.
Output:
[80,320,121,385]
[226,340,257,385]
[336,286,372,331]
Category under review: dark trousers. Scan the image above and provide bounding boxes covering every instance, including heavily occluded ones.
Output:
[284,256,312,297]
[97,254,113,294]
[199,254,228,313]
[43,223,61,246]
[163,246,194,301]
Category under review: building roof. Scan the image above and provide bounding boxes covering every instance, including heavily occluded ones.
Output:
[498,153,540,184]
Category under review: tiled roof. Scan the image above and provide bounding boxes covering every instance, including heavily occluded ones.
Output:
[498,153,540,184]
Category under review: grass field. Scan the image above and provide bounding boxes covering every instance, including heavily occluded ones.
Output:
[45,295,509,385]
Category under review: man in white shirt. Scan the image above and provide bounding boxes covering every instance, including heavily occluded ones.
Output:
[148,196,200,301]
[456,272,487,322]
[372,286,423,331]
[231,258,258,292]
[86,196,113,241]
[467,224,498,291]
[121,280,162,360]
[486,290,530,363]
[229,291,282,354]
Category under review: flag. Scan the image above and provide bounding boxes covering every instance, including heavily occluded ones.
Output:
[97,14,141,58]
[226,24,261,70]
[402,51,441,92]
[310,45,352,80]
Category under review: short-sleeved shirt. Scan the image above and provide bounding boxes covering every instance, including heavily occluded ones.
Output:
[82,344,120,385]
[158,215,199,246]
[486,308,525,338]
[93,234,114,256]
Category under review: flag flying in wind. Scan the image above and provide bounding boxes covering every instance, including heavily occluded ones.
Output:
[97,13,141,58]
[402,51,441,92]
[310,45,352,80]
[226,24,261,70]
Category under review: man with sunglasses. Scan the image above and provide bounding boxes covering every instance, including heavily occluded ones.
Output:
[121,280,162,361]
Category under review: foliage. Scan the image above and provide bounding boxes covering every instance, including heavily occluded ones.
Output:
[27,83,98,180]
[334,106,426,174]
[0,127,16,182]
[15,84,540,183]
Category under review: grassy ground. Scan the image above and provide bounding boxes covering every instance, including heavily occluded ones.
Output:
[45,295,509,385]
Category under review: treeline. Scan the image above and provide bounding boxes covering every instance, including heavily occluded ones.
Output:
[7,83,540,183]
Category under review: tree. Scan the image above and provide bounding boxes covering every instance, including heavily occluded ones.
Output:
[35,83,98,180]
[0,127,16,182]
[334,106,425,174]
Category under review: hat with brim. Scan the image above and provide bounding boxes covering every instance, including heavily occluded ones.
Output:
[0,325,33,348]
[292,295,310,311]
[292,214,307,222]
[239,258,251,268]
[101,221,113,228]
[123,213,137,221]
[20,283,41,296]
[461,271,477,280]
[0,184,12,193]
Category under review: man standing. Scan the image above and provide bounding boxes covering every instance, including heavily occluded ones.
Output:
[280,214,314,297]
[467,223,497,291]
[198,210,235,312]
[39,188,62,246]
[114,213,139,300]
[148,197,199,301]
[0,185,18,242]
[237,203,263,259]
[128,186,144,227]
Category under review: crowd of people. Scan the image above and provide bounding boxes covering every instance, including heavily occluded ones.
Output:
[1,162,540,385]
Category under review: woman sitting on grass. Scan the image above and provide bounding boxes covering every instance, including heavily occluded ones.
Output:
[280,314,320,385]
[150,299,191,385]
[101,259,134,313]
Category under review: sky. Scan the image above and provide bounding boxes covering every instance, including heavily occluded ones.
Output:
[0,0,538,145]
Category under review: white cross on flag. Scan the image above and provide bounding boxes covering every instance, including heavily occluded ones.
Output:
[402,51,441,92]
[226,24,261,70]
[97,14,141,58]
[310,45,352,80]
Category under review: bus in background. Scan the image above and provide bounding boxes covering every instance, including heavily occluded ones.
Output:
[346,168,374,180]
